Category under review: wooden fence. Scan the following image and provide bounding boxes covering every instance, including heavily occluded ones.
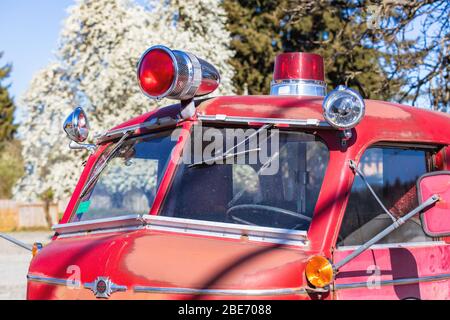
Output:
[0,200,64,231]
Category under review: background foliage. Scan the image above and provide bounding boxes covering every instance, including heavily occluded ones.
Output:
[225,0,450,111]
[13,0,235,202]
[0,53,17,141]
[0,53,23,198]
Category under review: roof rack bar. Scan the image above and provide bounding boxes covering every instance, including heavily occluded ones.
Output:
[197,114,331,128]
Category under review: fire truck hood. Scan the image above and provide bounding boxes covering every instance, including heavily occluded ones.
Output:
[29,228,313,299]
[109,230,311,296]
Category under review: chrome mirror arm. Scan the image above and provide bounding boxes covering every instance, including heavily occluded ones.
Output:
[333,160,441,272]
[179,98,196,120]
[0,233,32,251]
[69,140,97,154]
[334,194,439,272]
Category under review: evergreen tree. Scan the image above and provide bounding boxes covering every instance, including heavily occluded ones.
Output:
[0,53,23,198]
[0,52,17,141]
[223,0,403,100]
[223,0,283,95]
[0,140,24,198]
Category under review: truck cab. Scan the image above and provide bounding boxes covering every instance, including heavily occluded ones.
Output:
[27,46,450,300]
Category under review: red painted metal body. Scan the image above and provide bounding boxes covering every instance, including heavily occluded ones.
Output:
[27,95,450,300]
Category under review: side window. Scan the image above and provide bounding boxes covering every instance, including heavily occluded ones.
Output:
[338,147,433,246]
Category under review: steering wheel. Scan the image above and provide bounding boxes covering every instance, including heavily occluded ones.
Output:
[226,204,312,226]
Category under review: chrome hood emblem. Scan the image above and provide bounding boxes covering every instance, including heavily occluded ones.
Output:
[84,277,127,299]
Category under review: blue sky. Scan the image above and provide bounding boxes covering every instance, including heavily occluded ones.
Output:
[0,1,438,118]
[0,0,74,104]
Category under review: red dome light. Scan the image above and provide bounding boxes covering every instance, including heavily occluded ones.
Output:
[273,52,324,82]
[270,52,326,96]
[138,48,175,98]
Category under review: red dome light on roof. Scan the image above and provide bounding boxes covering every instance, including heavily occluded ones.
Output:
[271,52,326,97]
[273,52,325,82]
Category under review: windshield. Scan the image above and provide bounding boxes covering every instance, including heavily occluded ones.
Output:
[160,126,329,231]
[71,130,177,222]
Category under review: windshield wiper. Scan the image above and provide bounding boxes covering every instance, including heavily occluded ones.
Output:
[189,148,262,168]
[79,130,132,199]
[189,123,273,168]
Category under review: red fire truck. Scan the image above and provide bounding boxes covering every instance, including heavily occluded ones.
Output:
[18,45,450,299]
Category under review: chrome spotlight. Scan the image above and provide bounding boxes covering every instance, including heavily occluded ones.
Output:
[322,86,365,130]
[63,107,90,142]
[63,107,96,153]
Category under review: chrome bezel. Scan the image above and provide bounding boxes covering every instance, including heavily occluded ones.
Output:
[322,86,365,130]
[270,79,327,97]
[136,45,179,101]
[173,50,202,100]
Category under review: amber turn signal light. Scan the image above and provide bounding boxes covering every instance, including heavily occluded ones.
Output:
[32,242,43,257]
[305,255,334,288]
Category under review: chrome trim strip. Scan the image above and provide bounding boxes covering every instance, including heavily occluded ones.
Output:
[56,225,145,239]
[142,215,308,246]
[52,214,144,234]
[336,241,447,251]
[27,274,307,297]
[97,112,331,144]
[145,224,305,246]
[96,117,178,144]
[133,286,308,296]
[27,274,80,287]
[334,273,450,290]
[197,114,331,128]
[53,214,308,245]
[27,274,127,297]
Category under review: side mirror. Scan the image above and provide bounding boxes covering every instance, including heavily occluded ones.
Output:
[418,171,450,237]
[63,107,90,143]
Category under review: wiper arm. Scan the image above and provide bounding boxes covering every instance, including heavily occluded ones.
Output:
[189,148,261,168]
[189,123,273,168]
[79,131,132,199]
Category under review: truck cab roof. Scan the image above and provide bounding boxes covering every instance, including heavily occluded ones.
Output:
[108,95,450,146]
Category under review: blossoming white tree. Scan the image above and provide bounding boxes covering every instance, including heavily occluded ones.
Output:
[14,0,235,202]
